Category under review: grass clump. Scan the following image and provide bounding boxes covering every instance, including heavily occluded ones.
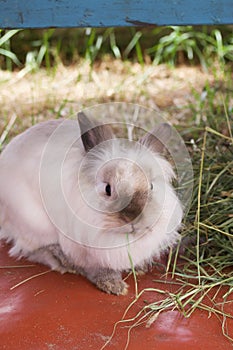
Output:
[147,95,233,335]
[139,111,233,344]
[1,25,233,70]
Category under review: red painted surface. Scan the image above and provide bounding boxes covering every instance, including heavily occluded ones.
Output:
[0,241,232,350]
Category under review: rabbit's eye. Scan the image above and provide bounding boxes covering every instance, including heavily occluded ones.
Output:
[150,183,153,190]
[105,183,111,196]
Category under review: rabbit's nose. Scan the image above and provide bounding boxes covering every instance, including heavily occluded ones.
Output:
[116,180,134,197]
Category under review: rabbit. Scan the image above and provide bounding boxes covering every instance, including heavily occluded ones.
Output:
[0,112,183,295]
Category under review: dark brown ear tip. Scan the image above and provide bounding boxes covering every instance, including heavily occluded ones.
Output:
[149,122,172,139]
[77,111,89,124]
[161,122,171,127]
[160,122,172,130]
[157,122,172,137]
[139,122,173,153]
[77,111,84,118]
[77,111,95,132]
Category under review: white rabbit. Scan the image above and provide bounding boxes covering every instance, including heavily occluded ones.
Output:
[0,112,183,295]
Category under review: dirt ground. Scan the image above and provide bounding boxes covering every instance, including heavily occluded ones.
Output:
[0,59,220,136]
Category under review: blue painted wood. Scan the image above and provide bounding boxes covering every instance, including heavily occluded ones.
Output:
[0,0,232,28]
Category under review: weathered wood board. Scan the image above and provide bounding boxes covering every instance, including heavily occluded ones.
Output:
[0,0,233,28]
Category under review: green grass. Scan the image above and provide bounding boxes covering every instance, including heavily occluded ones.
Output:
[0,26,233,70]
[145,86,233,342]
[148,26,233,69]
[0,29,22,70]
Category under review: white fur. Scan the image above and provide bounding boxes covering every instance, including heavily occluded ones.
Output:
[0,119,183,272]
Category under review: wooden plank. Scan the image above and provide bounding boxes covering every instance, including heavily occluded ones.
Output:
[0,0,233,28]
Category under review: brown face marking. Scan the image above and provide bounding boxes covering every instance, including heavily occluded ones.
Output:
[120,162,150,223]
[97,158,150,225]
[119,189,149,223]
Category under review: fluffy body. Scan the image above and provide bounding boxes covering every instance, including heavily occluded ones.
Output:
[0,117,183,294]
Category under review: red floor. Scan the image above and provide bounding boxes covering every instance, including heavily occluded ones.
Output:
[0,241,232,350]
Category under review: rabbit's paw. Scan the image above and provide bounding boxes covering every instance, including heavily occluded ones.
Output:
[97,278,129,295]
[86,268,128,295]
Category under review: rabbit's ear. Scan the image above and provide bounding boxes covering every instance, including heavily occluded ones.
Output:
[139,123,171,153]
[78,112,114,152]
